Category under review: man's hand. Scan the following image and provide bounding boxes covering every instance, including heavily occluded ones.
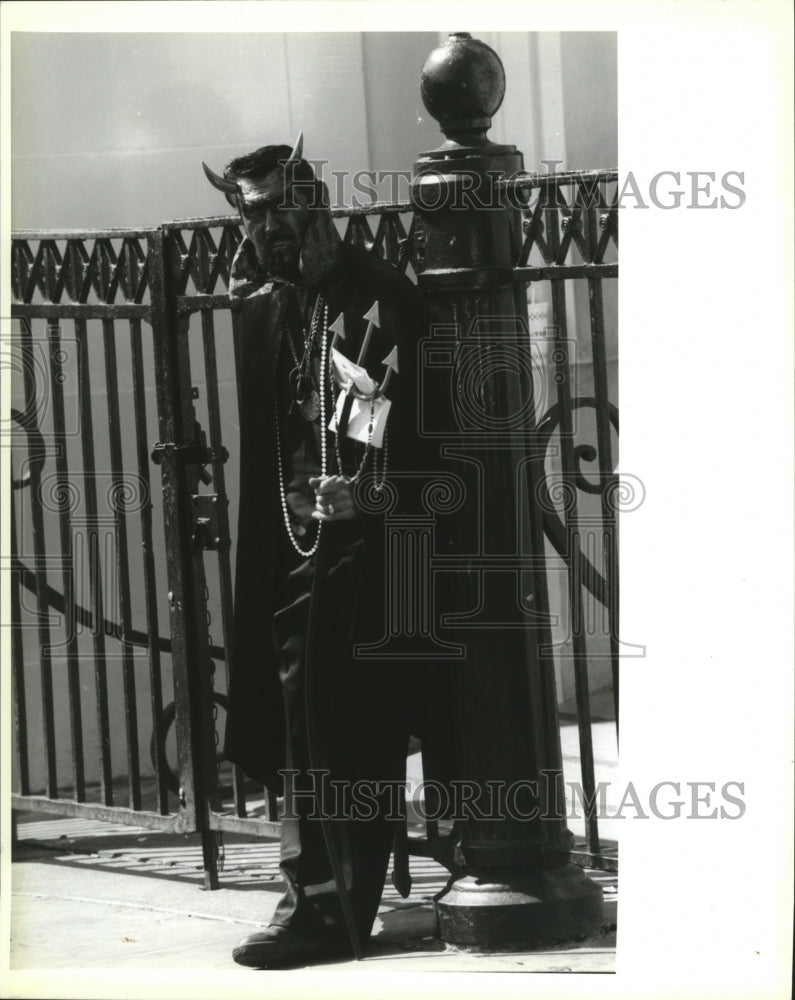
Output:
[309,475,358,522]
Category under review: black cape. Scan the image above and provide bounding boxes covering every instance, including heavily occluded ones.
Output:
[224,242,454,792]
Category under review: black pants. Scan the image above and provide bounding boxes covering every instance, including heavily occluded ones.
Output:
[269,524,411,946]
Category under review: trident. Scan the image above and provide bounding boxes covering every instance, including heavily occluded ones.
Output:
[330,302,399,402]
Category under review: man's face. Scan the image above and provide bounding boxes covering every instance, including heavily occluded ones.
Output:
[237,168,311,280]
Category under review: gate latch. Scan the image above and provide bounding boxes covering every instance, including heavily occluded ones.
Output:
[191,494,229,551]
[151,441,229,466]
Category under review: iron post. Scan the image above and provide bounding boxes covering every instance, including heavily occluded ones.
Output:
[412,32,604,949]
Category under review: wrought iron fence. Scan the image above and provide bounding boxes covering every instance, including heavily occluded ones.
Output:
[510,169,620,869]
[9,226,177,828]
[8,171,618,881]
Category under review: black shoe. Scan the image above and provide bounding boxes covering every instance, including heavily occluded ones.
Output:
[232,925,351,969]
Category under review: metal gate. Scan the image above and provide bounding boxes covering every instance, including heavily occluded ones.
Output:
[8,169,619,885]
[7,224,228,884]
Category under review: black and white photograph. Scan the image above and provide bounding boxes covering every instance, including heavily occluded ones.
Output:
[0,3,792,999]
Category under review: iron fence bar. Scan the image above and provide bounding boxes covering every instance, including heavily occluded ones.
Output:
[420,265,617,292]
[207,813,281,839]
[102,317,142,810]
[10,793,187,831]
[512,263,571,837]
[129,316,169,814]
[149,230,205,836]
[548,277,601,857]
[74,317,114,804]
[174,312,224,881]
[230,300,275,821]
[10,497,31,796]
[13,227,159,242]
[332,202,413,219]
[230,310,243,417]
[512,264,617,282]
[586,276,620,731]
[46,318,86,801]
[521,377,569,830]
[175,296,232,314]
[19,318,59,799]
[151,226,222,887]
[199,306,247,817]
[229,301,274,819]
[570,844,618,873]
[149,230,205,829]
[12,304,150,320]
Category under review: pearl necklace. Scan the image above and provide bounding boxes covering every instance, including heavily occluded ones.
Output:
[275,296,329,557]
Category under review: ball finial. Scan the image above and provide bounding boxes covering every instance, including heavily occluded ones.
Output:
[420,33,506,148]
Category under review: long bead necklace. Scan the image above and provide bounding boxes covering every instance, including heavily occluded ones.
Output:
[286,295,323,421]
[275,296,329,557]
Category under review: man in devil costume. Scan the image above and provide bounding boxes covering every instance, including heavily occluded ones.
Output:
[202,137,453,968]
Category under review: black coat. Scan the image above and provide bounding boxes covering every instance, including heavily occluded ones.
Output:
[224,243,453,792]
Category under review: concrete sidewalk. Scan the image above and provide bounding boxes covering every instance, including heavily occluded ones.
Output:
[9,815,616,976]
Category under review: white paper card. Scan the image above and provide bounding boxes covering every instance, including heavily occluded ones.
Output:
[329,392,392,449]
[330,347,377,396]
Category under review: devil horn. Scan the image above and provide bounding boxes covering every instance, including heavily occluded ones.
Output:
[286,132,304,164]
[202,161,241,196]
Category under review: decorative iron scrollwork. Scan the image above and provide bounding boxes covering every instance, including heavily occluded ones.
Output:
[535,396,619,608]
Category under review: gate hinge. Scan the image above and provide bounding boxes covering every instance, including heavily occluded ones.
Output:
[191,493,230,551]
